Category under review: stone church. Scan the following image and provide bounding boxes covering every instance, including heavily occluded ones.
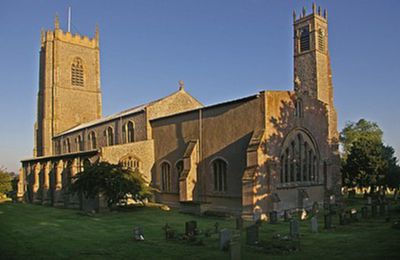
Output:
[18,5,341,219]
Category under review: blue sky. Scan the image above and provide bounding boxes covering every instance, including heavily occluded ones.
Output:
[0,0,399,172]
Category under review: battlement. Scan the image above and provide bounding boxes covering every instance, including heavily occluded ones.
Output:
[293,3,327,23]
[41,15,99,49]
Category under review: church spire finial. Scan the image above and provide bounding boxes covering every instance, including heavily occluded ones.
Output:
[54,13,60,30]
[95,24,99,41]
[178,80,185,91]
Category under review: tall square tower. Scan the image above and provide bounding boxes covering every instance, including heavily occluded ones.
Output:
[35,16,102,156]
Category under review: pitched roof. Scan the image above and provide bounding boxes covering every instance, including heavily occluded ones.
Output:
[54,89,188,137]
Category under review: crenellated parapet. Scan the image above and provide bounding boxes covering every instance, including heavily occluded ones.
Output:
[41,14,99,49]
[41,28,99,49]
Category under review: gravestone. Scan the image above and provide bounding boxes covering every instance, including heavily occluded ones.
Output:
[163,223,175,240]
[339,212,345,225]
[133,226,144,241]
[246,224,259,245]
[235,217,243,230]
[350,209,358,222]
[310,216,318,233]
[219,229,232,250]
[290,219,300,238]
[269,211,278,224]
[367,197,372,205]
[284,210,292,222]
[371,204,377,217]
[361,206,368,218]
[185,220,198,236]
[229,234,241,260]
[253,210,262,222]
[324,214,333,229]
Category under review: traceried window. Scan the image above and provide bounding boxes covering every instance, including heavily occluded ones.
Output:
[280,130,319,185]
[300,26,310,52]
[161,162,171,192]
[122,121,135,144]
[88,131,97,150]
[104,127,114,146]
[71,57,84,87]
[120,156,141,172]
[212,159,227,192]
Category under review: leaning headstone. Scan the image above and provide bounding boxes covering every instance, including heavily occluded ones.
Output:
[310,216,318,233]
[289,219,300,239]
[324,214,333,229]
[185,220,198,236]
[235,216,243,230]
[219,229,232,251]
[269,211,278,224]
[133,226,144,241]
[229,234,241,260]
[246,224,259,245]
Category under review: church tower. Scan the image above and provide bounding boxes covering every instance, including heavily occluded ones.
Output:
[293,4,338,142]
[35,15,102,157]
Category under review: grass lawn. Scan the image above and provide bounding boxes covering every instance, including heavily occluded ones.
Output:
[0,199,399,259]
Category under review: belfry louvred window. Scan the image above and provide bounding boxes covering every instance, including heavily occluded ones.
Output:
[71,57,84,87]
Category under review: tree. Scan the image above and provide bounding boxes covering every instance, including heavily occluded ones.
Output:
[70,162,153,209]
[340,119,383,160]
[0,167,14,197]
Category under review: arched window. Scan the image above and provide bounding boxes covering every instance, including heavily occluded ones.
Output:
[176,160,184,192]
[104,127,114,146]
[88,131,97,150]
[64,138,71,153]
[76,135,83,152]
[212,159,227,192]
[161,162,171,192]
[71,57,84,87]
[83,159,91,170]
[122,121,135,144]
[280,130,319,184]
[295,99,303,118]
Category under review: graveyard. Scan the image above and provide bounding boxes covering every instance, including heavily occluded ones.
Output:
[1,196,400,259]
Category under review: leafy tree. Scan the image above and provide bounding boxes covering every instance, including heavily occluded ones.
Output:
[0,167,14,197]
[340,119,383,160]
[70,162,153,209]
